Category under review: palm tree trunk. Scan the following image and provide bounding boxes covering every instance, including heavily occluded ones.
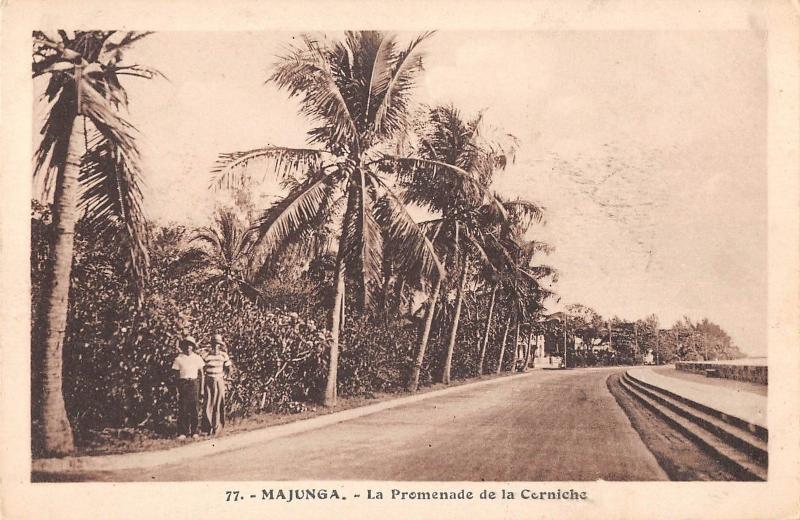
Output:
[340,279,346,329]
[393,277,406,316]
[523,324,534,371]
[407,275,441,392]
[325,243,347,407]
[381,265,392,325]
[35,116,83,456]
[511,316,521,371]
[477,285,497,375]
[441,265,467,385]
[358,168,369,311]
[495,314,512,375]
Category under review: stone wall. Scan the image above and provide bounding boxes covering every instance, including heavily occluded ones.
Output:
[675,362,768,385]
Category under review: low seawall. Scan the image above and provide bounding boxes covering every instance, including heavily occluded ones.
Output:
[675,361,767,385]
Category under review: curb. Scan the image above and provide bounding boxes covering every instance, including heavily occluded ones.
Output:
[33,370,537,475]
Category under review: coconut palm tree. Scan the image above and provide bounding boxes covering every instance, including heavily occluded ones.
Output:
[475,215,552,375]
[497,239,557,372]
[402,105,543,384]
[214,32,517,406]
[174,209,265,301]
[32,31,157,455]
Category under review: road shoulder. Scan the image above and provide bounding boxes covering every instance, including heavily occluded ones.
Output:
[33,370,537,478]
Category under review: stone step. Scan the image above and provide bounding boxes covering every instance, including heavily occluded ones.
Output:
[618,375,766,481]
[625,370,768,442]
[622,373,768,465]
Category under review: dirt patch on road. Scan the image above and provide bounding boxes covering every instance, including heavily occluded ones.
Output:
[606,373,739,481]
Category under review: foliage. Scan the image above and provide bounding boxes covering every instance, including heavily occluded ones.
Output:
[31,212,330,446]
[212,31,446,309]
[544,305,744,366]
[661,317,744,362]
[172,209,262,302]
[33,30,159,289]
[337,316,420,396]
[28,31,749,453]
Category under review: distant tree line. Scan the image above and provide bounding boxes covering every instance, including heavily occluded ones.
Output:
[541,303,744,366]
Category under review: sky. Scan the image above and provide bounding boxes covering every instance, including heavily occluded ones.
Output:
[77,30,767,355]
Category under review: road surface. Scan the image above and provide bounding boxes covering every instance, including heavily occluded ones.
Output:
[60,367,668,481]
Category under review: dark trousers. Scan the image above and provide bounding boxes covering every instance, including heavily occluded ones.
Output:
[177,378,200,436]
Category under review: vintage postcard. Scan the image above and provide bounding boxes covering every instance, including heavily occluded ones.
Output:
[1,0,799,519]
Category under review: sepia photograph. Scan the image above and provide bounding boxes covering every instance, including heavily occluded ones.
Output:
[2,1,799,519]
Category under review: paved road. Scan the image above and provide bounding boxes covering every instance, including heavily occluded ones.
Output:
[70,367,668,481]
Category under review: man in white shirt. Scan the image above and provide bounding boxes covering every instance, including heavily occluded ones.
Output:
[171,336,205,439]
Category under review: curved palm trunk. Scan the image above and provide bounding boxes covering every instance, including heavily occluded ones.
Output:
[35,116,82,456]
[495,314,512,374]
[441,266,467,385]
[477,285,497,375]
[511,316,521,371]
[407,275,441,392]
[324,244,347,407]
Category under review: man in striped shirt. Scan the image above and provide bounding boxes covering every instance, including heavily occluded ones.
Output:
[202,334,233,435]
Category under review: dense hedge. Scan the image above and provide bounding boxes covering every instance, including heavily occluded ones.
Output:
[33,203,555,452]
[32,212,486,445]
[31,214,331,441]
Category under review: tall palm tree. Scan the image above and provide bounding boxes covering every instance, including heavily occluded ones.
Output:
[403,105,542,384]
[32,31,156,455]
[213,32,507,406]
[498,239,557,372]
[475,213,549,375]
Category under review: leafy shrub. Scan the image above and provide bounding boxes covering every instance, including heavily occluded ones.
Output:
[31,213,330,442]
[31,211,506,446]
[337,317,419,397]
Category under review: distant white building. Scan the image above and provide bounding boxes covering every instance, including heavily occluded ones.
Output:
[579,337,613,352]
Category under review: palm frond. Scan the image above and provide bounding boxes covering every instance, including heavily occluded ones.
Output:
[383,154,508,218]
[462,230,493,270]
[518,240,555,258]
[80,78,139,152]
[370,172,443,282]
[520,264,558,281]
[270,35,359,149]
[190,227,225,256]
[364,33,394,127]
[502,198,545,228]
[211,146,328,190]
[101,32,154,57]
[34,89,74,197]
[78,131,149,290]
[372,31,434,140]
[249,169,339,272]
[113,64,167,81]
